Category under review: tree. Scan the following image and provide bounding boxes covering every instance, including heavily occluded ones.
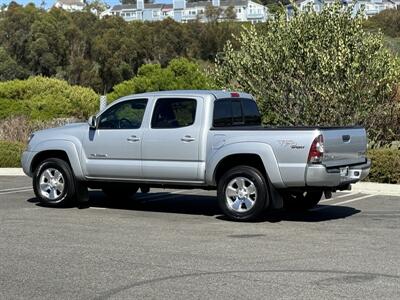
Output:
[0,47,28,81]
[224,5,237,20]
[85,0,108,15]
[205,4,223,22]
[108,58,215,101]
[266,3,285,15]
[40,0,46,9]
[119,0,153,4]
[214,5,400,145]
[258,0,290,6]
[364,9,400,38]
[0,3,241,93]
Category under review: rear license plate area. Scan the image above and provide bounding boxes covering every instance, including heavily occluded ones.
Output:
[340,167,349,177]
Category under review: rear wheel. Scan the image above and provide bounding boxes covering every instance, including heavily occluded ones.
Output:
[33,158,76,207]
[283,190,323,211]
[102,184,139,200]
[217,166,269,221]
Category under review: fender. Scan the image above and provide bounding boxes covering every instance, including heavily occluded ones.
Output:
[31,139,85,180]
[206,141,285,188]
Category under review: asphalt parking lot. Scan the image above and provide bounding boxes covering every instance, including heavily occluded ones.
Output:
[0,176,399,299]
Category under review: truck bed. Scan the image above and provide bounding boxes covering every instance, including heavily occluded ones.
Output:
[210,125,363,131]
[209,125,367,169]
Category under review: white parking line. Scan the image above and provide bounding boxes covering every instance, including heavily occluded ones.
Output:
[334,192,358,199]
[141,190,201,203]
[136,189,203,200]
[332,194,376,206]
[0,188,33,196]
[0,186,31,193]
[312,194,376,211]
[320,192,359,203]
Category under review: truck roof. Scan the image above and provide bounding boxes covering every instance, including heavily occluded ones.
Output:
[119,90,253,100]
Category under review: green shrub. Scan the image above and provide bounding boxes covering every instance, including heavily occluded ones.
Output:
[0,76,98,120]
[0,141,25,167]
[367,148,400,183]
[215,4,400,146]
[108,58,215,102]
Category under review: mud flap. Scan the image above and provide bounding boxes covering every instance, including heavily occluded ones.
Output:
[267,180,284,210]
[75,181,89,204]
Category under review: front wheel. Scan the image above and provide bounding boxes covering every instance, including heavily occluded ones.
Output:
[33,158,76,207]
[283,190,323,211]
[217,166,269,221]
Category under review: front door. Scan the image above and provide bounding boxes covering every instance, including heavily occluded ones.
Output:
[142,97,202,181]
[82,98,148,179]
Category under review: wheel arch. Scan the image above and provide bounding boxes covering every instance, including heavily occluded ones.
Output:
[30,140,84,180]
[206,142,284,187]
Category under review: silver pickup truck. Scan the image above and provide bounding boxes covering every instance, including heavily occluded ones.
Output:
[22,90,371,221]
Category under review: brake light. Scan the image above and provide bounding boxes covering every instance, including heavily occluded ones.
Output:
[231,92,240,97]
[308,135,324,164]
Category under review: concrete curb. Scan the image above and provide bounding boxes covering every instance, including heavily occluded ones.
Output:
[0,168,399,196]
[0,168,26,176]
[351,182,400,196]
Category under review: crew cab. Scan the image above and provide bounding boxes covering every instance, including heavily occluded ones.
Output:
[22,90,371,221]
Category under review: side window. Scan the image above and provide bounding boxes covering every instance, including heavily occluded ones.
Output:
[213,98,261,127]
[242,98,261,126]
[151,98,197,129]
[98,99,147,129]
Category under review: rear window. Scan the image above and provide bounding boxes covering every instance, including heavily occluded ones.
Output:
[213,98,261,127]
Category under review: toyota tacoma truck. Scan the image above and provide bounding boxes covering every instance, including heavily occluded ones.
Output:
[21,90,371,221]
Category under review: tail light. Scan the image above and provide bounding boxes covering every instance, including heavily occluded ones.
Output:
[308,135,324,164]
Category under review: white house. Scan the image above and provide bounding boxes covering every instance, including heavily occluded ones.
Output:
[180,0,268,23]
[103,0,269,23]
[355,0,398,18]
[54,0,86,12]
[101,2,170,21]
[288,0,400,18]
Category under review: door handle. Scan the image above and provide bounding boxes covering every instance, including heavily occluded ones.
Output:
[127,135,140,142]
[181,135,195,142]
[342,135,351,143]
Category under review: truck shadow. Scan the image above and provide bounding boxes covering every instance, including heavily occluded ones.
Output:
[259,206,361,223]
[73,191,361,223]
[27,191,360,222]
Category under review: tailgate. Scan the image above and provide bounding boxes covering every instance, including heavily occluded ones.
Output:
[321,127,367,168]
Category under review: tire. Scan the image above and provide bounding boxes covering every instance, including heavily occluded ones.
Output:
[33,158,76,207]
[217,165,269,221]
[102,184,139,200]
[283,190,323,211]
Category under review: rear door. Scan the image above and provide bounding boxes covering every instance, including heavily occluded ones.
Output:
[141,97,203,181]
[321,128,367,167]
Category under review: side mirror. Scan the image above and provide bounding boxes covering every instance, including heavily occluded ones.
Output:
[88,116,97,129]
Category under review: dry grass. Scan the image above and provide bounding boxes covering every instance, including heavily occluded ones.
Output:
[0,116,81,144]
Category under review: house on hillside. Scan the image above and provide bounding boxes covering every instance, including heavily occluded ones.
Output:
[101,2,173,21]
[287,0,400,18]
[102,0,269,23]
[353,0,398,18]
[54,0,86,12]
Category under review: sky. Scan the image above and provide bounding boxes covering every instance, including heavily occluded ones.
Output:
[0,0,172,7]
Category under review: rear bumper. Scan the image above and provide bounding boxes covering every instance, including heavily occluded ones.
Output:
[306,159,371,187]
